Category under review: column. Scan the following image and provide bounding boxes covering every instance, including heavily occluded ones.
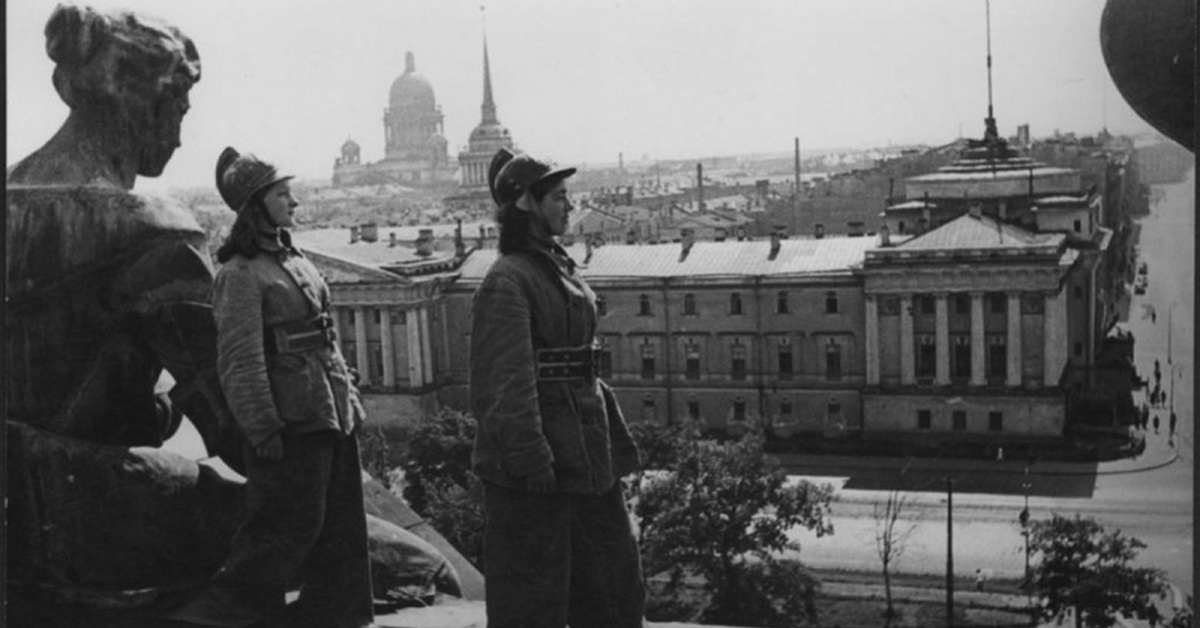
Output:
[419,307,434,385]
[970,292,986,386]
[380,308,395,388]
[865,295,880,386]
[354,306,369,386]
[1007,292,1023,387]
[1043,288,1067,387]
[934,293,950,386]
[406,309,424,387]
[899,295,915,385]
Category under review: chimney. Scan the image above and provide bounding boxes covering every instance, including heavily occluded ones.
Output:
[968,203,982,219]
[454,218,465,257]
[585,237,594,264]
[879,223,891,247]
[738,226,747,241]
[679,227,695,262]
[814,223,825,239]
[389,232,398,247]
[625,228,637,245]
[361,222,379,243]
[696,163,705,211]
[350,225,360,243]
[416,228,434,257]
[769,230,782,261]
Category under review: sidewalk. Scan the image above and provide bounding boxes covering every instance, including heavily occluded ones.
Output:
[773,432,1179,478]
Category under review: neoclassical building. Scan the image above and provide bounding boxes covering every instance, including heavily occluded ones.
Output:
[862,214,1077,439]
[332,52,454,187]
[296,131,1135,446]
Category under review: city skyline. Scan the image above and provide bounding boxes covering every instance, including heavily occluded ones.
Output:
[7,0,1156,191]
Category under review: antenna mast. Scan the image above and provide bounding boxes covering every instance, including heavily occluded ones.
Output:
[983,0,998,143]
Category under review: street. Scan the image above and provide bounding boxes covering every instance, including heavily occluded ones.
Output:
[785,169,1195,598]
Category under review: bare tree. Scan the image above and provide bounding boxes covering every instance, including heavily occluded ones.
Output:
[873,467,920,623]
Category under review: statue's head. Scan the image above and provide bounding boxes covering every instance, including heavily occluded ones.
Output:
[46,3,201,177]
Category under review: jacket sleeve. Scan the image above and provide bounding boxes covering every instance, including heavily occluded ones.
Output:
[213,263,284,447]
[469,272,554,477]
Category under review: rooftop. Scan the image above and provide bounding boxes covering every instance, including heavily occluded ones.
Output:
[456,236,882,282]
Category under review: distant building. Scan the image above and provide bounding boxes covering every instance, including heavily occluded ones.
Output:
[444,36,518,219]
[332,52,454,187]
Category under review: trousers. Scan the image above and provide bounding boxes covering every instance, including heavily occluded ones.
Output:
[483,482,646,628]
[173,430,374,628]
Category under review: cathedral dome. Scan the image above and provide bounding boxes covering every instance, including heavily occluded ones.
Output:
[389,52,436,110]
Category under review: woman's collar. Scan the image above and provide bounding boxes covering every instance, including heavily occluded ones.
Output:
[255,228,293,253]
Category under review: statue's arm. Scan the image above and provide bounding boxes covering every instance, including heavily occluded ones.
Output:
[119,235,243,468]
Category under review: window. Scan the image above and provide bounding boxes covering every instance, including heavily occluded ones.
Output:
[596,295,607,317]
[919,294,935,315]
[988,335,1007,379]
[954,294,970,315]
[777,342,794,379]
[917,409,932,430]
[597,342,613,379]
[685,343,701,381]
[731,343,747,381]
[776,291,789,314]
[825,291,839,314]
[373,309,382,325]
[916,334,936,379]
[733,398,747,422]
[827,398,842,426]
[688,400,701,421]
[780,397,793,417]
[683,293,697,316]
[825,340,842,380]
[952,335,971,380]
[952,410,967,431]
[1073,219,1082,233]
[347,309,356,324]
[641,343,656,380]
[990,292,1007,314]
[729,292,743,315]
[642,397,657,422]
[639,294,653,316]
[1074,341,1083,357]
[988,411,1003,432]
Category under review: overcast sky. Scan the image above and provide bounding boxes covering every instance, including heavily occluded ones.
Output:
[7,0,1154,191]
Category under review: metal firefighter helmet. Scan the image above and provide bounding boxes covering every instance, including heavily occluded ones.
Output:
[215,146,293,212]
[487,147,576,206]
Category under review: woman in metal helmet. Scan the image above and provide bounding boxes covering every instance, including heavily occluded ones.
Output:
[173,148,374,628]
[469,148,646,627]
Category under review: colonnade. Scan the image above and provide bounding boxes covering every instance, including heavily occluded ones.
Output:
[329,304,434,389]
[864,288,1067,389]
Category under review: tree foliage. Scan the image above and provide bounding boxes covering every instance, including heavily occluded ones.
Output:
[633,421,834,627]
[397,407,485,567]
[1028,513,1167,628]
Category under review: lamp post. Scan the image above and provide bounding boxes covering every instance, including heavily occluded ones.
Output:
[1019,466,1032,608]
[946,476,955,628]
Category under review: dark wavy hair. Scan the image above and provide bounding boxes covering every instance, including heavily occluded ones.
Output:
[215,189,270,263]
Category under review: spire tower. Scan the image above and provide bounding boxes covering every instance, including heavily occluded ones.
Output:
[482,35,498,124]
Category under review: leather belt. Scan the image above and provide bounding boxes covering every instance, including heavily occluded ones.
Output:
[537,345,600,381]
[265,314,337,355]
